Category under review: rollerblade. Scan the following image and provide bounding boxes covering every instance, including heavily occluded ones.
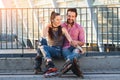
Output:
[44,68,58,78]
[59,60,73,77]
[34,56,42,74]
[44,61,58,78]
[71,59,84,78]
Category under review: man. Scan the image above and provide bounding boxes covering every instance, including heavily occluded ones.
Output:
[60,8,85,78]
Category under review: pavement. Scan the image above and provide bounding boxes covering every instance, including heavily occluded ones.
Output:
[0,73,119,80]
[0,49,120,80]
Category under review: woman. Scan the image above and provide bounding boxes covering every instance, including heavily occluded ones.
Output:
[40,11,73,76]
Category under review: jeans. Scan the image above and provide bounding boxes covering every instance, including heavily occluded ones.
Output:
[40,45,62,60]
[62,46,82,61]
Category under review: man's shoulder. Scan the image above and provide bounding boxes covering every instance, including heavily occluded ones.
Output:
[74,23,83,29]
[61,22,67,27]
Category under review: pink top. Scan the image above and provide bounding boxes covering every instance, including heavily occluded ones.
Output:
[61,22,85,48]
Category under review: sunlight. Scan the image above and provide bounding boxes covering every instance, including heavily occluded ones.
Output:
[0,0,4,8]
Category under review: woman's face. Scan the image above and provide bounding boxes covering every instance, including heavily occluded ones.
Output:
[52,15,62,27]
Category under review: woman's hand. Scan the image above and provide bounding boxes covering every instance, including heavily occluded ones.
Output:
[70,40,79,47]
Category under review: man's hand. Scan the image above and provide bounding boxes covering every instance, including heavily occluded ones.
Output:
[70,40,84,47]
[77,45,84,54]
[70,40,79,47]
[70,41,84,54]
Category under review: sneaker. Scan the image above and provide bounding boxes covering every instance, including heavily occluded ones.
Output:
[59,60,73,76]
[71,59,84,78]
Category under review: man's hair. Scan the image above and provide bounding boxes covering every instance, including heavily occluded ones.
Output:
[67,8,77,17]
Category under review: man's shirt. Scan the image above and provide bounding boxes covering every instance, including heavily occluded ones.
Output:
[61,22,85,48]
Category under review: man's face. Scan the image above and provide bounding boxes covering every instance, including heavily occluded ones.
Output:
[67,11,76,24]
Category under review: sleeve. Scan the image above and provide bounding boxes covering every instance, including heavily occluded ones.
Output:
[78,26,85,43]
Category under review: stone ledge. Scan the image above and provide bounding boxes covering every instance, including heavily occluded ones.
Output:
[0,56,120,74]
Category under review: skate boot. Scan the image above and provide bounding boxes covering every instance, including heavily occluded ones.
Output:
[59,60,73,77]
[44,61,58,78]
[71,59,84,78]
[34,56,42,74]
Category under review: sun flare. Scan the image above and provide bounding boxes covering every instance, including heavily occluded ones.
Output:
[0,0,4,8]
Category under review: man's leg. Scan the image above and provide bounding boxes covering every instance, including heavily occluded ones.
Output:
[71,58,84,78]
[60,48,83,78]
[70,48,84,78]
[59,48,73,76]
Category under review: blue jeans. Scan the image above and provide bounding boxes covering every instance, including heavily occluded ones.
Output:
[40,45,62,60]
[37,37,48,56]
[62,47,82,61]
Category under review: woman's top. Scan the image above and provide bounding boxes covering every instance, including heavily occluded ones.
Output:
[47,26,64,47]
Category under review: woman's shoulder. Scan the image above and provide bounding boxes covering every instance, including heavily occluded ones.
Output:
[61,27,67,33]
[46,23,52,28]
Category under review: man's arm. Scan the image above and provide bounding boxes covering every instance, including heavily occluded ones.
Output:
[71,26,85,47]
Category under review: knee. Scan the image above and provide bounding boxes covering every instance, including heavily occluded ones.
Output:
[40,45,48,49]
[73,49,80,53]
[35,56,42,61]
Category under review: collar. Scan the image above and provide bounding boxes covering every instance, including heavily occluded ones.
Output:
[64,22,75,27]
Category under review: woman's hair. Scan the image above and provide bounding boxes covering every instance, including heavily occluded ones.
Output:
[48,11,62,40]
[50,11,60,25]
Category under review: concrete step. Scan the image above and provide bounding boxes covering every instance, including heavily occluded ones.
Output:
[0,56,120,74]
[0,74,120,80]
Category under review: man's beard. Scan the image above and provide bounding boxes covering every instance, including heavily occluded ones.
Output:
[67,19,74,26]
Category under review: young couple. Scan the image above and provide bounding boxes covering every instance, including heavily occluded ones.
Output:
[34,8,85,78]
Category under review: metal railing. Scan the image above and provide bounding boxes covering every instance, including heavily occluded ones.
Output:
[0,7,120,57]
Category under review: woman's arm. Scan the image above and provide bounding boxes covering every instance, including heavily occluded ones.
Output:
[62,27,84,47]
[43,24,51,38]
[62,27,72,43]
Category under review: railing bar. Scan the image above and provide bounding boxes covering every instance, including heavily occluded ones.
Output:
[38,8,39,40]
[117,7,119,48]
[26,8,29,49]
[111,8,114,45]
[91,7,93,50]
[96,8,99,52]
[16,8,18,49]
[21,9,24,56]
[0,9,2,49]
[11,9,13,49]
[101,7,103,48]
[6,9,8,49]
[86,8,88,52]
[32,8,34,49]
[106,7,109,50]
